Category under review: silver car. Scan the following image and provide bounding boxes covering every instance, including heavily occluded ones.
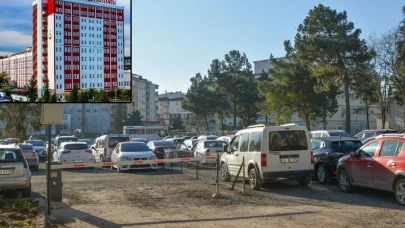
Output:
[25,140,46,160]
[111,142,157,172]
[18,143,40,171]
[0,145,32,197]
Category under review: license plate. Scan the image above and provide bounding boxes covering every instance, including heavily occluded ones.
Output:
[73,160,83,163]
[0,169,13,175]
[164,149,172,152]
[280,158,299,163]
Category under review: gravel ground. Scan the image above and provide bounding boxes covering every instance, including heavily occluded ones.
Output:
[29,162,405,228]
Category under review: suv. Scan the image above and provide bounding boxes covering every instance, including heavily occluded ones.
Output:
[311,137,362,184]
[354,129,398,142]
[0,145,32,197]
[221,124,314,190]
[311,130,351,138]
[336,134,405,206]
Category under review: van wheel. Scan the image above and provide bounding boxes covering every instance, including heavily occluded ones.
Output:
[316,164,331,184]
[297,178,310,186]
[338,169,354,193]
[394,178,405,206]
[22,185,32,198]
[220,163,231,182]
[248,168,261,190]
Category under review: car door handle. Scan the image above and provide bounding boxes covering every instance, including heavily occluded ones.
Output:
[390,163,396,167]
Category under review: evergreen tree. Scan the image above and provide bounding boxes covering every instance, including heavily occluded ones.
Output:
[42,74,51,102]
[50,92,58,102]
[26,76,38,102]
[111,104,127,133]
[172,116,184,130]
[66,84,79,102]
[124,110,143,126]
[97,90,110,102]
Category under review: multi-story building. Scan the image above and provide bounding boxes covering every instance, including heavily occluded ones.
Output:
[253,58,378,133]
[31,0,125,97]
[128,74,159,125]
[63,103,111,134]
[0,48,33,88]
[158,92,191,130]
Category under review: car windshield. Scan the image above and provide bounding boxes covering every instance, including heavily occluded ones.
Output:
[331,140,362,152]
[153,141,176,147]
[0,141,8,145]
[19,144,34,151]
[121,143,151,152]
[64,144,89,150]
[59,137,78,144]
[79,140,92,145]
[108,137,131,148]
[329,131,351,137]
[26,141,44,146]
[204,141,224,147]
[269,130,308,151]
[0,149,23,163]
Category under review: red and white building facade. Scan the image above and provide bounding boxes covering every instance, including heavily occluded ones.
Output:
[0,48,33,88]
[31,0,125,96]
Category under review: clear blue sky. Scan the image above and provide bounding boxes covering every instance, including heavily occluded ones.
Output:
[131,0,404,93]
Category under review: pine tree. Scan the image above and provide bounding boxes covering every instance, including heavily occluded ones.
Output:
[26,76,38,102]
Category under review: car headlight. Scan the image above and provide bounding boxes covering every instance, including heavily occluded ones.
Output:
[149,156,157,160]
[120,157,131,161]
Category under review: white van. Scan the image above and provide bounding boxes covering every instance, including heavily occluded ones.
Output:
[92,134,131,162]
[220,124,314,190]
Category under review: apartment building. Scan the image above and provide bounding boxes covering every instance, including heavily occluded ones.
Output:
[253,58,378,134]
[127,74,159,125]
[158,92,191,130]
[63,103,111,134]
[0,48,33,88]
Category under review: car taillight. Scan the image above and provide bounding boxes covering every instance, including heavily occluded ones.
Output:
[311,151,315,164]
[153,148,159,153]
[104,148,107,156]
[85,149,92,153]
[205,148,210,154]
[18,149,28,168]
[62,150,71,154]
[261,153,267,167]
[32,152,37,157]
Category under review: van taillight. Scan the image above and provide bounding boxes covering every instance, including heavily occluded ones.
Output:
[104,148,107,156]
[153,148,159,153]
[85,149,92,153]
[18,149,28,168]
[205,149,210,154]
[311,151,314,164]
[261,153,267,167]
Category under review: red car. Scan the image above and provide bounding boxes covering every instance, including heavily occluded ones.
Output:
[336,135,405,206]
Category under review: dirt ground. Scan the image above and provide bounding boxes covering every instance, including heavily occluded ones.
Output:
[28,162,405,228]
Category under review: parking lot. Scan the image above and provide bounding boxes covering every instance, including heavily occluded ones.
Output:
[27,161,405,228]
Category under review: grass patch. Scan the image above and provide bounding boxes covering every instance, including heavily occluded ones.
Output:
[0,196,39,228]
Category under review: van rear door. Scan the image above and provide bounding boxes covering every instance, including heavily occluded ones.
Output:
[265,127,311,172]
[106,136,131,159]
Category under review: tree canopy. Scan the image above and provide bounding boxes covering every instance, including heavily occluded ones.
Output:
[124,110,143,126]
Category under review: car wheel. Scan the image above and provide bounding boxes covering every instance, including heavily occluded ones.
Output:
[338,169,354,193]
[22,185,32,198]
[248,168,262,190]
[316,164,331,184]
[297,178,311,186]
[394,178,405,206]
[117,166,123,173]
[220,163,231,182]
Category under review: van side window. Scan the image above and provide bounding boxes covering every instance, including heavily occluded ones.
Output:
[312,133,321,137]
[249,132,262,152]
[230,135,240,152]
[240,133,250,152]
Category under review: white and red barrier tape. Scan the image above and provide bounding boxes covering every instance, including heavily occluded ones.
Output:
[50,156,217,169]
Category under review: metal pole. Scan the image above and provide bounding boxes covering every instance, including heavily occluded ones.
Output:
[196,160,199,179]
[242,156,245,195]
[46,124,52,216]
[180,160,183,173]
[215,153,219,194]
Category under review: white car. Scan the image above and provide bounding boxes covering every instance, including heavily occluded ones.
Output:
[111,142,157,172]
[221,124,314,190]
[17,143,39,171]
[25,140,46,160]
[193,140,225,164]
[53,142,95,165]
[217,136,234,144]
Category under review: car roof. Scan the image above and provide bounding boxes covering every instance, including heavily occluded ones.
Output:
[0,145,19,149]
[60,142,87,145]
[312,137,359,141]
[19,143,33,146]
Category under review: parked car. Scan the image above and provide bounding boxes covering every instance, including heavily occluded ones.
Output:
[221,124,314,190]
[5,138,18,144]
[147,140,176,159]
[91,134,132,162]
[132,138,149,144]
[217,136,234,143]
[192,140,226,163]
[180,139,199,152]
[111,142,157,172]
[310,130,351,138]
[17,143,40,171]
[25,140,46,160]
[0,145,32,197]
[181,136,192,140]
[354,129,398,142]
[78,139,92,148]
[198,135,218,140]
[361,133,405,145]
[53,142,94,165]
[337,134,405,206]
[163,136,173,140]
[0,140,8,145]
[54,135,78,153]
[311,137,362,184]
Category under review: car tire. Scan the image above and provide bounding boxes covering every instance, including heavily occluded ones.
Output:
[316,164,331,184]
[297,178,311,186]
[22,185,32,198]
[394,178,405,206]
[117,166,123,173]
[220,163,231,182]
[338,169,354,193]
[248,168,262,190]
